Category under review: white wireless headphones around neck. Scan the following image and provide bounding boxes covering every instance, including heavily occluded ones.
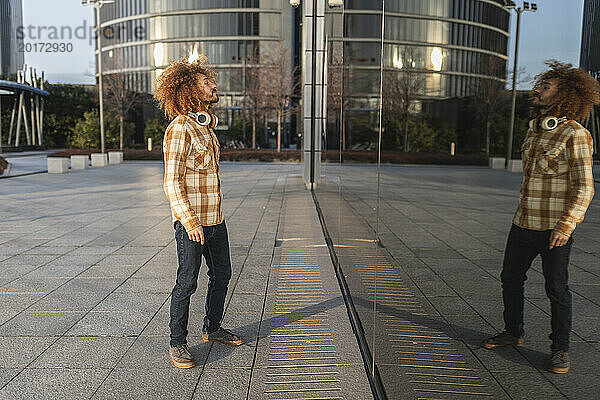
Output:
[540,116,567,131]
[188,112,218,129]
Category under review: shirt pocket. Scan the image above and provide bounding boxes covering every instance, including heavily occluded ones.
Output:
[190,138,212,171]
[521,138,533,171]
[533,144,567,176]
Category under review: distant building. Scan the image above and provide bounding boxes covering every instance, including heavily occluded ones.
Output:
[97,0,296,146]
[580,0,600,75]
[96,0,510,150]
[326,0,510,102]
[325,0,511,151]
[0,0,24,77]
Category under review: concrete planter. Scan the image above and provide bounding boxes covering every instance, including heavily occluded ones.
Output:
[91,153,108,167]
[70,155,89,170]
[489,157,505,169]
[507,159,523,173]
[47,157,69,174]
[108,151,123,164]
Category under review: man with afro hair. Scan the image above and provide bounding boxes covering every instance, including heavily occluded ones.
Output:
[154,56,243,369]
[482,61,599,374]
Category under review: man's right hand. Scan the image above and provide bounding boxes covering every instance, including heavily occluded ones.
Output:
[188,226,204,244]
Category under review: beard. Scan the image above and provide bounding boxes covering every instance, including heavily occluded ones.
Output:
[210,92,219,104]
[530,94,558,119]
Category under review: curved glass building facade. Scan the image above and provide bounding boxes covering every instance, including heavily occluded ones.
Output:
[327,0,510,101]
[98,0,292,106]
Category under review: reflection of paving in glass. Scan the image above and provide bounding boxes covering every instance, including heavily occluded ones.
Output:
[316,163,600,400]
[252,191,371,400]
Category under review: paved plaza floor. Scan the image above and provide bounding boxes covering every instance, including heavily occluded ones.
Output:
[0,162,370,400]
[0,161,599,400]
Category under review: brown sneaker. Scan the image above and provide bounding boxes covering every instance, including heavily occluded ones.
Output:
[548,350,570,374]
[482,331,524,349]
[202,327,244,346]
[169,344,195,369]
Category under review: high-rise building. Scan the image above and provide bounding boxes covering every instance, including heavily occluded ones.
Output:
[580,0,600,75]
[98,0,295,143]
[326,0,510,103]
[323,0,510,151]
[96,0,509,149]
[0,0,24,77]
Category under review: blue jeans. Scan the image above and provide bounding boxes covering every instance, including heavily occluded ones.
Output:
[169,220,232,347]
[501,224,573,351]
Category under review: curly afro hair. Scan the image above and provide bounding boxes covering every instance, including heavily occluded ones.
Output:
[531,60,600,121]
[153,55,217,120]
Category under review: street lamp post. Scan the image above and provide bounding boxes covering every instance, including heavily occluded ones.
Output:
[504,1,536,168]
[82,0,114,155]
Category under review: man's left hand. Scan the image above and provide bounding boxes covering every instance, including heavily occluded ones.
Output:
[549,230,569,250]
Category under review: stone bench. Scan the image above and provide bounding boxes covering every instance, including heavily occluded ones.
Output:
[108,151,123,164]
[70,155,89,170]
[47,157,69,174]
[507,159,523,173]
[489,157,505,169]
[91,153,108,167]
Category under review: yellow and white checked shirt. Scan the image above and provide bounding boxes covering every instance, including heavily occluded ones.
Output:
[163,114,223,231]
[513,119,594,236]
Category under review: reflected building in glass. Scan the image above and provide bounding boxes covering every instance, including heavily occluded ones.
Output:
[580,0,600,75]
[98,0,294,143]
[325,0,510,149]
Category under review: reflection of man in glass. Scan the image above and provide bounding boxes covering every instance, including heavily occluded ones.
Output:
[154,56,243,369]
[482,62,599,374]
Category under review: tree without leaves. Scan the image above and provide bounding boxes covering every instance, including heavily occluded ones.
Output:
[470,60,531,156]
[326,44,351,151]
[103,52,143,149]
[247,41,299,152]
[382,47,425,152]
[469,58,509,156]
[245,56,267,149]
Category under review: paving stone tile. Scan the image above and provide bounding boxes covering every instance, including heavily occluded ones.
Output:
[0,311,85,337]
[114,278,173,294]
[26,263,90,278]
[0,276,69,294]
[0,369,21,389]
[52,277,123,295]
[0,368,110,400]
[0,254,59,267]
[205,338,256,368]
[92,367,201,400]
[543,372,600,399]
[118,336,209,369]
[31,337,135,368]
[0,337,55,368]
[193,367,251,400]
[66,311,154,337]
[78,263,142,278]
[492,372,566,400]
[21,246,77,255]
[0,293,45,314]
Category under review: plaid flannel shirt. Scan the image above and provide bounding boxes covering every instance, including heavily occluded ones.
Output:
[513,119,595,236]
[163,114,223,231]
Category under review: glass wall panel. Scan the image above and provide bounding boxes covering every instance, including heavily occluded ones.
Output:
[318,2,509,397]
[344,0,509,30]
